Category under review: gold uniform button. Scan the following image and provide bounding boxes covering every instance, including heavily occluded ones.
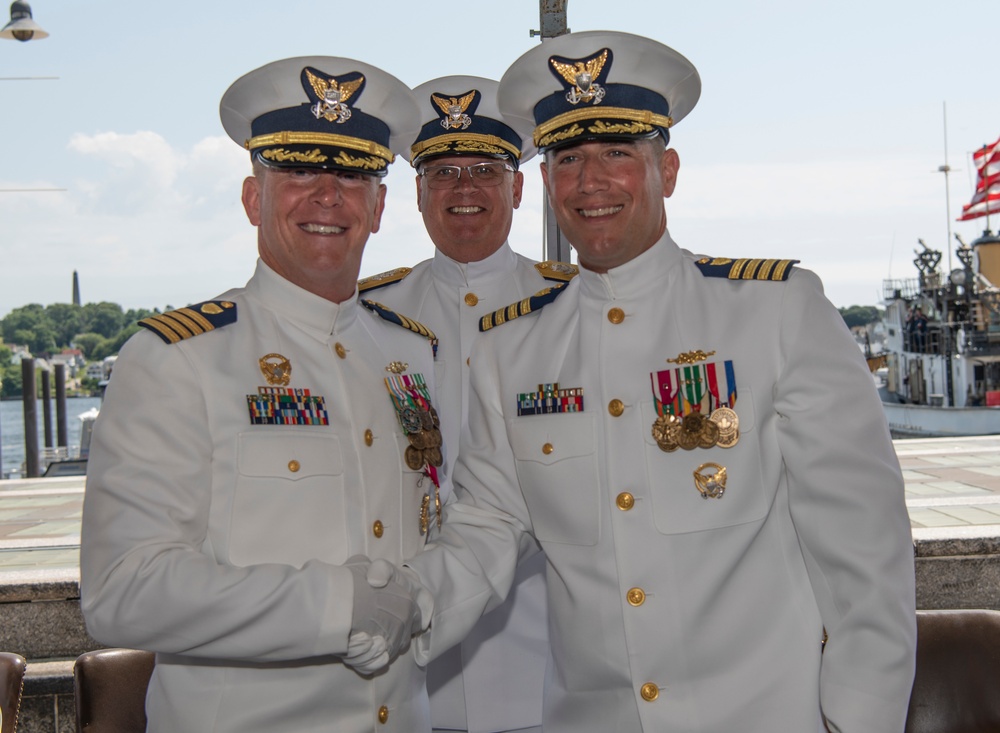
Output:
[608,307,625,324]
[373,520,384,539]
[334,342,347,359]
[287,460,300,473]
[378,705,389,724]
[616,492,635,510]
[640,683,660,702]
[627,587,646,606]
[464,293,479,307]
[364,429,374,447]
[608,399,625,417]
[542,442,554,455]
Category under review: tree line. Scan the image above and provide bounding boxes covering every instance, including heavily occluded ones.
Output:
[0,301,883,399]
[0,302,162,399]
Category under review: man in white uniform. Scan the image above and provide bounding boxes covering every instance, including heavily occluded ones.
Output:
[388,32,917,732]
[80,56,439,732]
[362,77,573,733]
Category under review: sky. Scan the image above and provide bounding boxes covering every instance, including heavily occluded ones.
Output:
[1,0,999,320]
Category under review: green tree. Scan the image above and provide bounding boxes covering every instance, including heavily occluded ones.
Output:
[81,302,126,339]
[839,305,882,329]
[1,304,56,354]
[45,303,84,346]
[74,332,110,360]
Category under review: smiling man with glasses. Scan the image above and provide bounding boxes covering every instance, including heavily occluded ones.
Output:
[360,76,575,733]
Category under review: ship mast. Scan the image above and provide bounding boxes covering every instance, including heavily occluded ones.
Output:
[938,102,953,274]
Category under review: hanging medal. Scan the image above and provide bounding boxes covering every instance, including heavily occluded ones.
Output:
[650,351,738,451]
[705,359,740,448]
[384,370,443,532]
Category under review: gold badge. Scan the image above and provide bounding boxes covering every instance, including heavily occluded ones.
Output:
[667,350,716,365]
[304,67,363,124]
[693,463,727,499]
[386,361,409,374]
[550,49,609,105]
[433,90,476,130]
[259,353,291,386]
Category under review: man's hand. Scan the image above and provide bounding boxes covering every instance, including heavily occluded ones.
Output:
[367,559,433,631]
[346,556,424,672]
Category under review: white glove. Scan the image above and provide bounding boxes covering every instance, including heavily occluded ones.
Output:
[347,556,422,663]
[367,559,433,631]
[342,631,389,675]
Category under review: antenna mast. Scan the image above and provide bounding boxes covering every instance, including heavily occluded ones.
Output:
[938,101,954,274]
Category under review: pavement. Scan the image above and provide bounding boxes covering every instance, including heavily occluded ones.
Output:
[1,435,999,576]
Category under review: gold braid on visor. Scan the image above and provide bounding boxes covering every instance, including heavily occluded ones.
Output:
[533,106,673,147]
[245,131,395,164]
[411,132,521,161]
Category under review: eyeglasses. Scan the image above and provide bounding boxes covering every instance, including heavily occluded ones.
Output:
[418,162,515,189]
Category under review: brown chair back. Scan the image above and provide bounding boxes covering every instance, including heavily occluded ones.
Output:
[905,609,1000,733]
[74,648,155,733]
[0,652,26,733]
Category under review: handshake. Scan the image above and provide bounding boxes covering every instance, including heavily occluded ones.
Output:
[344,556,433,675]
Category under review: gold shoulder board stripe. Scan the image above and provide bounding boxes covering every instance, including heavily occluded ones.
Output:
[138,300,238,344]
[480,283,569,332]
[358,267,412,292]
[535,260,579,282]
[694,257,799,282]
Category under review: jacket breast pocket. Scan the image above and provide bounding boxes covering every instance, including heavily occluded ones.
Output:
[640,393,768,535]
[508,413,600,546]
[230,431,347,567]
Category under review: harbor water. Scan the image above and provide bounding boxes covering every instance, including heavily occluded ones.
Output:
[0,396,101,479]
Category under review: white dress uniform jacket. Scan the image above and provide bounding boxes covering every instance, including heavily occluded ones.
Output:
[81,260,441,733]
[408,233,916,733]
[372,242,550,733]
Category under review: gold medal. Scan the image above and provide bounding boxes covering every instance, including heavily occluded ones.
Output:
[405,445,425,471]
[698,419,720,449]
[424,446,444,468]
[708,406,739,448]
[408,430,431,451]
[693,462,727,499]
[716,429,740,448]
[652,414,681,452]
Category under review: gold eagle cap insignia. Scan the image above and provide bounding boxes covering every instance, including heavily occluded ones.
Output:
[432,90,477,130]
[549,49,609,104]
[304,68,364,123]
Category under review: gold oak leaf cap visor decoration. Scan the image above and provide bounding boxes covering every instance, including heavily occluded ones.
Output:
[497,30,701,153]
[220,56,420,176]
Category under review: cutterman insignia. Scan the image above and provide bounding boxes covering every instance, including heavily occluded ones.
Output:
[694,257,799,281]
[360,299,438,357]
[138,300,237,344]
[480,282,570,332]
[358,267,412,292]
[535,260,579,282]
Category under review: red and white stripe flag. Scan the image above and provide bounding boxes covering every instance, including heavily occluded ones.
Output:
[973,136,1000,173]
[958,183,1000,221]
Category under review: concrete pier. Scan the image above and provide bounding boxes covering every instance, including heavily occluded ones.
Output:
[2,436,1000,731]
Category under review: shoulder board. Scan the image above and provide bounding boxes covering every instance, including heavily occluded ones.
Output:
[694,257,799,282]
[480,282,570,332]
[358,267,412,293]
[360,299,438,357]
[535,260,579,282]
[138,300,237,344]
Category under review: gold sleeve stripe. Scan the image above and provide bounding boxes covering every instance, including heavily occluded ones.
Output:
[756,259,778,280]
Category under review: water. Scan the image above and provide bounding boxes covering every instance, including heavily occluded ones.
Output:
[0,396,102,479]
